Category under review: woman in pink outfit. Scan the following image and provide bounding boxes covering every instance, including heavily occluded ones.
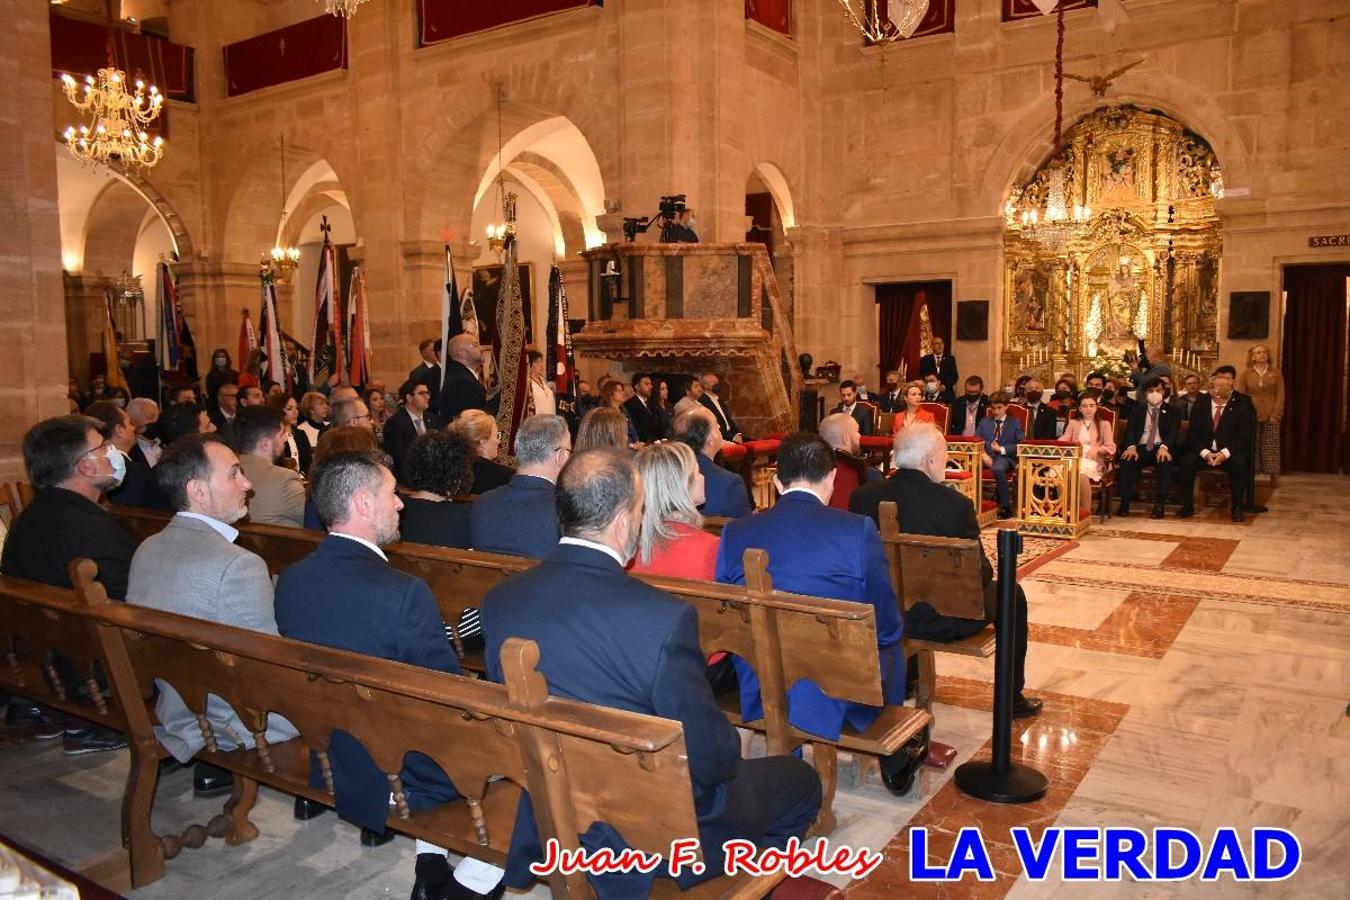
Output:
[1062,391,1117,506]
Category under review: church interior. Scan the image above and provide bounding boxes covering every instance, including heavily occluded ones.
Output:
[1,0,1348,897]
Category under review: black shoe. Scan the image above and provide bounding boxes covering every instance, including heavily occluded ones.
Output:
[879,727,930,796]
[62,726,128,755]
[193,762,233,798]
[4,701,42,726]
[1177,506,1195,519]
[1150,506,1165,519]
[1116,502,1130,517]
[1244,504,1268,513]
[412,853,452,900]
[1231,507,1245,522]
[1012,694,1044,719]
[293,797,329,821]
[6,702,66,740]
[361,827,395,848]
[998,506,1014,520]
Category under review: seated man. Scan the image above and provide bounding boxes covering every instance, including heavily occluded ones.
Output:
[470,415,569,558]
[481,448,820,893]
[234,405,306,527]
[673,406,752,518]
[715,433,914,792]
[832,379,874,436]
[1022,378,1059,440]
[878,371,904,413]
[699,372,742,443]
[85,400,170,510]
[1177,365,1257,522]
[975,391,1022,519]
[1115,377,1181,518]
[850,424,1041,718]
[948,376,989,437]
[1,415,135,754]
[818,411,880,509]
[128,434,298,797]
[274,451,501,900]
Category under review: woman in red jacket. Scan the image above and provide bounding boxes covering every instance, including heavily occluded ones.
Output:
[630,440,720,580]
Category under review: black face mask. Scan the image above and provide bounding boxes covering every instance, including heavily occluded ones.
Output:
[1100,388,1115,401]
[143,423,161,441]
[966,392,982,401]
[711,384,721,395]
[1026,390,1043,403]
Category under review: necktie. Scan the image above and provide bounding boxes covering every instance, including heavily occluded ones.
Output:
[963,403,977,436]
[994,419,1003,442]
[414,416,425,436]
[1212,402,1224,431]
[1143,409,1157,448]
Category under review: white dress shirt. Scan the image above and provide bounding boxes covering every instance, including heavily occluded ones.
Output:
[330,532,389,561]
[558,536,626,567]
[175,511,239,544]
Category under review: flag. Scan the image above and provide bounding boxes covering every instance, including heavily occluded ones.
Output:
[493,235,529,456]
[347,266,372,387]
[438,246,463,398]
[545,264,577,403]
[259,267,289,388]
[238,308,258,379]
[178,304,197,380]
[155,261,181,374]
[309,223,342,386]
[102,289,129,392]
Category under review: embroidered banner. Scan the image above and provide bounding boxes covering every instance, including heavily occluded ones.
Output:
[746,0,790,36]
[223,15,347,98]
[50,11,195,102]
[1003,0,1096,23]
[418,0,600,47]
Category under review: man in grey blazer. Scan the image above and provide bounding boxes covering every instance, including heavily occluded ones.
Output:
[128,433,297,795]
[234,405,306,527]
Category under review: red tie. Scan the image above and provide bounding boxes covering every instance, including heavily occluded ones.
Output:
[1212,402,1224,430]
[994,420,1003,442]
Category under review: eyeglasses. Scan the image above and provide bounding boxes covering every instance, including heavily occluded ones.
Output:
[554,446,572,455]
[82,439,113,460]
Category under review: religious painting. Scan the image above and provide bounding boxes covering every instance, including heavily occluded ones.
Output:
[1227,291,1269,341]
[1098,145,1139,202]
[472,263,534,349]
[956,300,988,341]
[1011,263,1053,333]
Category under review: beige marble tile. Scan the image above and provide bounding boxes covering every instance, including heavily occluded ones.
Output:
[1064,536,1178,567]
[1024,581,1133,631]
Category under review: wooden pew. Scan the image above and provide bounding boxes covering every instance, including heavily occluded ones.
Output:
[0,561,785,899]
[876,501,995,713]
[110,506,932,831]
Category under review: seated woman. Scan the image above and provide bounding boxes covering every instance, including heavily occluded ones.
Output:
[363,386,390,443]
[1063,389,1117,504]
[575,406,631,452]
[398,430,475,551]
[892,380,937,434]
[296,391,330,449]
[268,392,311,474]
[631,441,718,579]
[451,409,514,494]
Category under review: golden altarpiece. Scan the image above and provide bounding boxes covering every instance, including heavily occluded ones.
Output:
[1002,106,1224,387]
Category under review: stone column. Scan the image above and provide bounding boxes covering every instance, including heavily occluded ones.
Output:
[63,274,116,387]
[0,4,71,477]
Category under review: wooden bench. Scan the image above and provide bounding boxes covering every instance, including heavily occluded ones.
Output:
[1,561,785,899]
[110,507,931,832]
[876,501,995,713]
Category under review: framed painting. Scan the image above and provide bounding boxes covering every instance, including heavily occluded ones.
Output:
[1227,291,1269,340]
[472,263,534,347]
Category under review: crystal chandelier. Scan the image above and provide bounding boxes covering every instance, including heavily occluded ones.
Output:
[319,0,371,18]
[837,0,930,42]
[60,67,165,169]
[270,135,301,278]
[113,270,144,307]
[483,87,516,259]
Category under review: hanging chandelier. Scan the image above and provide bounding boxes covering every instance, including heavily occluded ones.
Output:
[484,87,516,259]
[113,270,144,307]
[270,134,301,278]
[837,0,930,42]
[318,0,371,18]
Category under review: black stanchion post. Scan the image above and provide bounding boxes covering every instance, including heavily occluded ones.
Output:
[954,527,1049,803]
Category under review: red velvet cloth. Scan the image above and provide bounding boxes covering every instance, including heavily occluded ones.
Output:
[743,439,782,455]
[419,0,599,46]
[860,435,892,450]
[223,15,347,98]
[1002,0,1096,23]
[745,0,791,36]
[1282,263,1350,473]
[875,280,952,386]
[719,444,749,462]
[50,12,195,102]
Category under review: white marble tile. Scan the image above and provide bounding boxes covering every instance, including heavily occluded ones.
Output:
[1024,581,1132,630]
[1064,536,1177,567]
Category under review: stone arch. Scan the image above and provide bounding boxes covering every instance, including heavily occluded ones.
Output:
[980,70,1256,215]
[750,162,796,229]
[221,144,357,265]
[83,180,156,277]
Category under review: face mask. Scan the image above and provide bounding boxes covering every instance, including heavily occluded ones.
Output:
[107,448,126,488]
[687,217,696,229]
[1100,388,1115,401]
[886,382,899,392]
[1147,391,1164,406]
[214,358,227,369]
[966,392,981,401]
[113,397,127,408]
[924,383,938,397]
[143,422,160,441]
[1026,390,1043,404]
[711,384,721,395]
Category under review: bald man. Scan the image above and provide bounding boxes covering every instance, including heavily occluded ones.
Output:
[438,333,497,421]
[819,411,881,509]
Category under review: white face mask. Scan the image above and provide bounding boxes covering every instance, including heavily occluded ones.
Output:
[1147,391,1164,406]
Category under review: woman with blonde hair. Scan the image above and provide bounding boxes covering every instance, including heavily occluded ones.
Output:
[1237,344,1284,488]
[296,391,330,449]
[891,380,936,434]
[631,441,719,579]
[575,407,631,452]
[451,408,514,494]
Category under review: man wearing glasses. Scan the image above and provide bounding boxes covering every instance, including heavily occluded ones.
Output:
[1,415,136,755]
[470,415,571,558]
[382,378,437,482]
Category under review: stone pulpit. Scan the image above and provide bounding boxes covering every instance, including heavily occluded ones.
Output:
[574,242,801,436]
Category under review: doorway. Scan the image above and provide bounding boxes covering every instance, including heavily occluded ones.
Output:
[874,280,952,386]
[1281,263,1349,473]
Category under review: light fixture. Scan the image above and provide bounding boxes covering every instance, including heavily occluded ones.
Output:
[270,134,301,278]
[318,0,371,18]
[837,0,930,42]
[483,86,516,260]
[113,270,144,307]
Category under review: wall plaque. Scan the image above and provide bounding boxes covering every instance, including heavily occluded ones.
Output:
[1308,234,1350,247]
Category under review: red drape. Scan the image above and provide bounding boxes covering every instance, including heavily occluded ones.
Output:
[876,281,952,385]
[419,0,599,46]
[223,16,347,98]
[745,0,791,36]
[50,12,196,102]
[1281,264,1349,474]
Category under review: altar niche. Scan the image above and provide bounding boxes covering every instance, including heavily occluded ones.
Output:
[1002,105,1223,386]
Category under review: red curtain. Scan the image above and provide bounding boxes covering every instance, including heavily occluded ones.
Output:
[223,16,347,97]
[50,12,196,101]
[419,0,599,46]
[1281,264,1349,473]
[746,0,791,36]
[876,281,952,385]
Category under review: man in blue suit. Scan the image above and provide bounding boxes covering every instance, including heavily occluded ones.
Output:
[715,432,913,792]
[481,448,820,896]
[470,415,568,557]
[673,406,753,519]
[975,390,1023,518]
[274,451,503,900]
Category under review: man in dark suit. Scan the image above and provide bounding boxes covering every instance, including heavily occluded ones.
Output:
[481,447,820,894]
[1176,366,1257,522]
[470,415,569,557]
[85,401,170,510]
[381,379,434,482]
[674,407,752,518]
[948,376,989,437]
[918,336,959,395]
[716,432,916,792]
[832,380,874,437]
[877,371,905,413]
[1022,377,1059,440]
[438,333,496,423]
[208,383,239,446]
[408,338,443,411]
[622,372,665,443]
[849,424,1041,718]
[274,451,497,900]
[1115,377,1182,518]
[975,391,1023,519]
[698,373,742,442]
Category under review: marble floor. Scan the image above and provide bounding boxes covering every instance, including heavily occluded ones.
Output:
[0,474,1347,898]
